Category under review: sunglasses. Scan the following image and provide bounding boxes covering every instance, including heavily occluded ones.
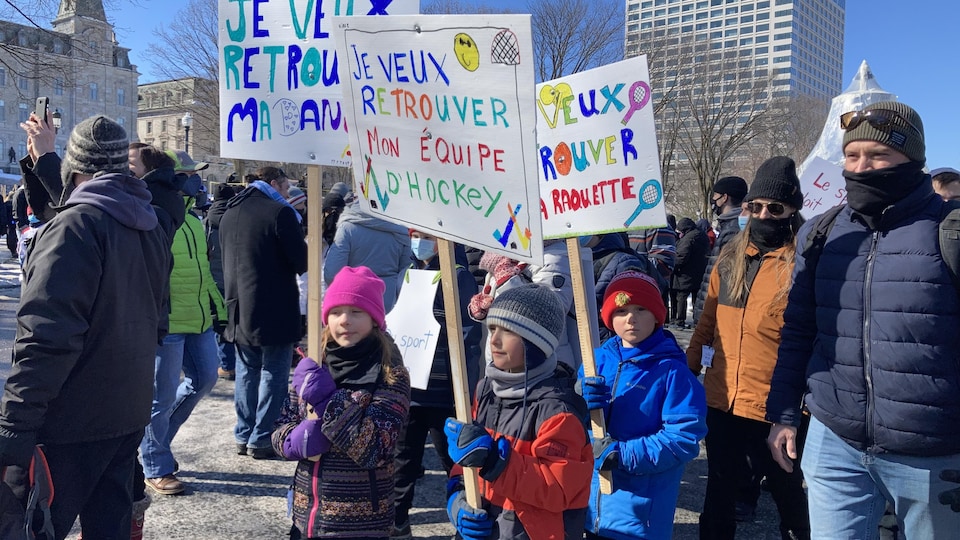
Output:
[839,109,922,137]
[745,201,787,217]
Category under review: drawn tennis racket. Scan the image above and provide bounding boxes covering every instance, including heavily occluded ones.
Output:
[621,80,651,125]
[624,179,663,227]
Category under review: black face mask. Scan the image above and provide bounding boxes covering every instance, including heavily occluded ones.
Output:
[842,161,926,217]
[748,217,793,252]
[711,196,724,216]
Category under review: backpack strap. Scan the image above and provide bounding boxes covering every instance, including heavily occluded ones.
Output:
[801,204,846,274]
[938,200,960,293]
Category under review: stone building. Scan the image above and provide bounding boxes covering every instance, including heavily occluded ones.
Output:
[0,0,138,172]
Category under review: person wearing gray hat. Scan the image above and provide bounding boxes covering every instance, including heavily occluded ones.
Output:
[767,102,960,537]
[0,115,171,538]
[443,284,592,540]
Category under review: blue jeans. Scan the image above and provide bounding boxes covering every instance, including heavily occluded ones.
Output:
[234,343,295,450]
[801,415,960,539]
[140,329,219,478]
[217,331,236,372]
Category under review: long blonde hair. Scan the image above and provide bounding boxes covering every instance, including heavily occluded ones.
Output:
[715,214,803,305]
[319,325,399,385]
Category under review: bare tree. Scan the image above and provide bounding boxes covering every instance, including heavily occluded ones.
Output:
[736,93,828,177]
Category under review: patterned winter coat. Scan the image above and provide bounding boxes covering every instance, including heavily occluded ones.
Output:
[272,337,411,538]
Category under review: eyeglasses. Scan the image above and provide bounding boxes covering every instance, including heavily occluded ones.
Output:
[839,109,922,137]
[745,201,787,217]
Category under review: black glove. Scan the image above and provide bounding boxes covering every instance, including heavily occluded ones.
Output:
[0,427,35,468]
[939,470,960,513]
[213,318,227,335]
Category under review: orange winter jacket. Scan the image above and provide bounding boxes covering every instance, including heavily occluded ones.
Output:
[686,243,792,422]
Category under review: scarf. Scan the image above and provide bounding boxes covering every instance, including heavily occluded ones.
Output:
[485,350,557,399]
[748,217,793,254]
[324,334,382,389]
[250,180,303,223]
[842,161,926,226]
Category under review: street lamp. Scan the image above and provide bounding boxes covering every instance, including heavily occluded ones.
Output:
[52,109,62,132]
[182,111,193,153]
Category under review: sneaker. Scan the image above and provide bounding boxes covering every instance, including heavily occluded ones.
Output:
[218,368,236,380]
[391,520,412,540]
[249,446,276,460]
[145,474,185,496]
[236,443,248,455]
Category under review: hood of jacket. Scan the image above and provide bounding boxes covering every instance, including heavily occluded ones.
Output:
[339,200,410,239]
[65,172,158,231]
[206,198,230,228]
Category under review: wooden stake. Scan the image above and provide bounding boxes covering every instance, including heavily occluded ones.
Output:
[566,237,612,494]
[437,238,482,508]
[306,165,323,358]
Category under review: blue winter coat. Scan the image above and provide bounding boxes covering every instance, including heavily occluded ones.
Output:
[580,329,707,540]
[767,183,960,456]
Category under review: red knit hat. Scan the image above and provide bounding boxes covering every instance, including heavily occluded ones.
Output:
[601,270,666,329]
[322,266,387,330]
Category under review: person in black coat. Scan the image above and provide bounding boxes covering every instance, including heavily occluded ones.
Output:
[671,217,709,328]
[219,168,307,457]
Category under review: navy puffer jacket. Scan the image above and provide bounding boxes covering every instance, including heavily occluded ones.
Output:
[767,183,960,456]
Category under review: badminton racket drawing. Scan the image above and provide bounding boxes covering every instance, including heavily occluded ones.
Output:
[624,179,663,227]
[621,80,651,125]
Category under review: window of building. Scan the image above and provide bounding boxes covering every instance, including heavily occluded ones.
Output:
[725,28,738,36]
[655,8,666,15]
[146,121,152,134]
[774,32,791,40]
[775,0,791,4]
[0,68,5,86]
[54,78,63,95]
[19,104,29,123]
[726,6,738,14]
[90,82,98,101]
[117,88,125,106]
[668,6,680,13]
[161,120,167,132]
[118,117,125,127]
[757,1,770,7]
[756,23,769,31]
[0,100,4,122]
[757,12,770,20]
[740,37,754,45]
[742,3,755,11]
[774,44,791,51]
[741,14,754,22]
[668,16,679,24]
[161,141,167,151]
[756,35,769,43]
[18,77,28,91]
[756,46,769,54]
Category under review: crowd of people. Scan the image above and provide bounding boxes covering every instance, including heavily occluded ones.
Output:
[1,98,959,540]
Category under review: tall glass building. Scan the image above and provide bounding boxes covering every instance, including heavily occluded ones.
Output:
[625,0,845,104]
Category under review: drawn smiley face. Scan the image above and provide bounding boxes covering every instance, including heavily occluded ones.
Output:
[454,33,480,72]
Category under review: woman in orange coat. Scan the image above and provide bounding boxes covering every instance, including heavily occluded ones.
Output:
[687,156,810,540]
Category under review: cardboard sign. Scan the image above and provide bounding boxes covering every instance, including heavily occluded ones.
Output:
[537,57,666,238]
[333,14,543,264]
[217,0,419,166]
[799,157,846,218]
[385,269,442,390]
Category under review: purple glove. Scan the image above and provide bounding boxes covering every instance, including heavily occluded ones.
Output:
[282,419,332,460]
[292,358,337,410]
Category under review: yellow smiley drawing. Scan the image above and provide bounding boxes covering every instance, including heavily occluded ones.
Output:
[454,33,480,72]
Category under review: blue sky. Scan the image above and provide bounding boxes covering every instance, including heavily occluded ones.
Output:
[107,0,957,170]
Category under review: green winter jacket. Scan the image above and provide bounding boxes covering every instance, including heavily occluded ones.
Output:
[169,205,226,334]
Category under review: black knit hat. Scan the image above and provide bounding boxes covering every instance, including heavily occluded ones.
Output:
[842,101,925,164]
[487,284,565,363]
[60,115,129,189]
[747,156,804,209]
[713,176,748,203]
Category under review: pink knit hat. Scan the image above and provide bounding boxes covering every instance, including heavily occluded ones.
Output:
[322,266,387,329]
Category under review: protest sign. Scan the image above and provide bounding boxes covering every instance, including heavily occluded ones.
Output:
[385,269,442,390]
[333,14,542,264]
[217,0,419,165]
[799,157,846,219]
[537,56,666,238]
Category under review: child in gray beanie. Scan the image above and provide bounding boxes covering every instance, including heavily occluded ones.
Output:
[443,284,593,540]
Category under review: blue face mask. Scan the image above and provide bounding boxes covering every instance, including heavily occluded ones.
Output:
[737,215,750,230]
[410,237,437,261]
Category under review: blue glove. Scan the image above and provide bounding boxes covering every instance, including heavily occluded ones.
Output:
[593,436,620,471]
[446,478,493,540]
[940,470,960,512]
[444,418,511,481]
[580,376,612,412]
[444,418,494,468]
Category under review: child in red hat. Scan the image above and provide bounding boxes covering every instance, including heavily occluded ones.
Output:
[578,270,707,540]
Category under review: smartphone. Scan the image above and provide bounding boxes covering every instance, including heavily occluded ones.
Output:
[35,97,49,123]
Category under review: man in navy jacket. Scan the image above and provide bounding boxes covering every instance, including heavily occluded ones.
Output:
[766,102,960,536]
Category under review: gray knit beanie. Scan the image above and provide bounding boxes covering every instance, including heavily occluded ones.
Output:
[487,284,565,359]
[60,115,129,191]
[842,101,925,164]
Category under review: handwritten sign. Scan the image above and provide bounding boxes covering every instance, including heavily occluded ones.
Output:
[385,269,442,390]
[333,15,543,264]
[798,157,846,218]
[217,0,419,166]
[537,57,665,238]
